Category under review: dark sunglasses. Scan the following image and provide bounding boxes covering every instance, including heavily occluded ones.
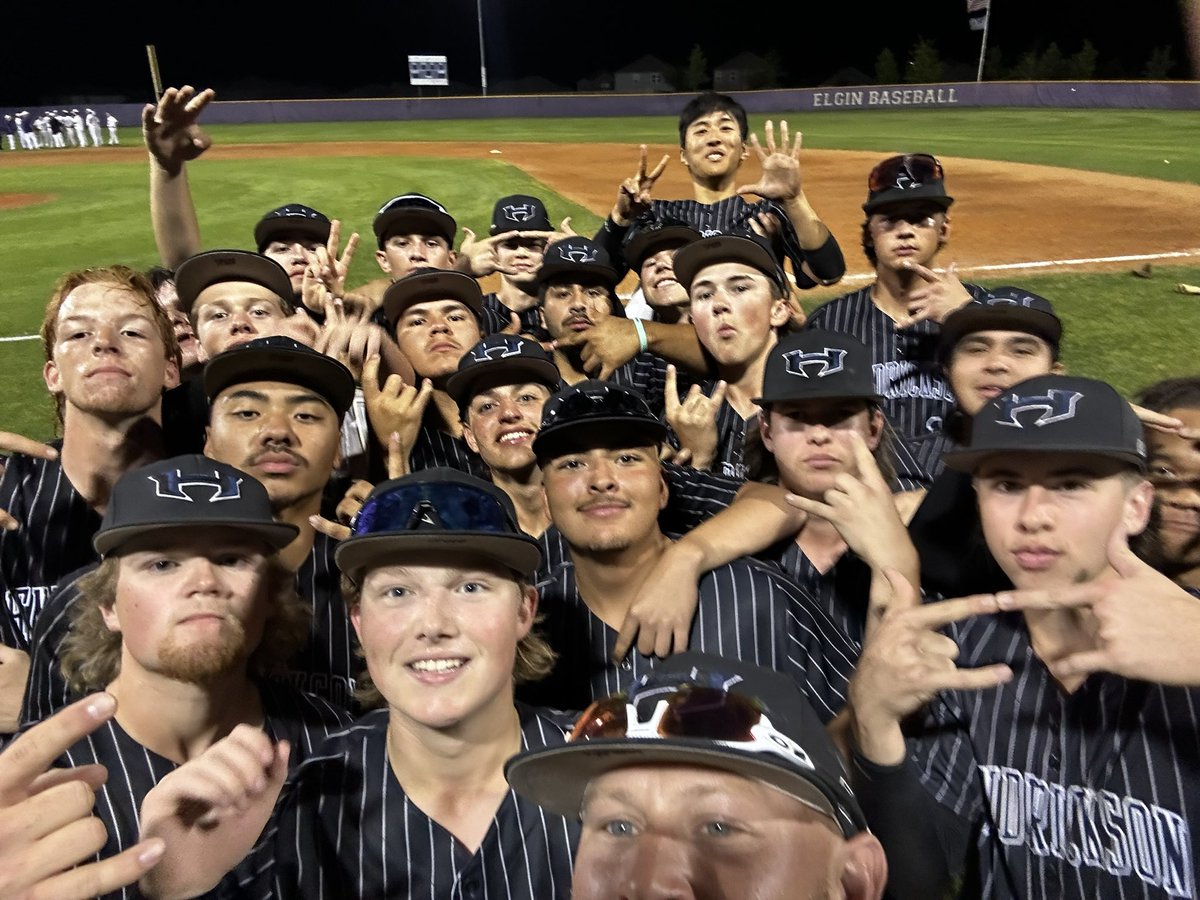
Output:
[867,153,944,193]
[352,482,517,538]
[541,388,654,430]
[569,672,816,772]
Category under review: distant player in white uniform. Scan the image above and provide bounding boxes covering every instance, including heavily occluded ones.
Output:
[85,109,102,146]
[106,112,120,144]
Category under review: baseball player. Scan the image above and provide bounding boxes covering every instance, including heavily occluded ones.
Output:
[105,111,119,144]
[445,334,749,575]
[805,153,989,440]
[483,193,556,336]
[136,470,580,899]
[24,337,363,720]
[85,108,102,146]
[50,454,351,899]
[254,203,335,299]
[1135,376,1200,595]
[621,218,700,325]
[374,267,490,476]
[0,267,179,668]
[508,653,888,900]
[70,109,86,148]
[1,115,14,151]
[848,374,1200,898]
[595,92,845,295]
[522,379,859,717]
[15,111,36,149]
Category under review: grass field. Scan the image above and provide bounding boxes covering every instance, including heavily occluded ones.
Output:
[2,106,1199,439]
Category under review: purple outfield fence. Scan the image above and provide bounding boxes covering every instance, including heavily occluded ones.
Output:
[3,81,1197,128]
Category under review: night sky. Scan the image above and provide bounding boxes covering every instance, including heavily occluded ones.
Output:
[4,0,1190,104]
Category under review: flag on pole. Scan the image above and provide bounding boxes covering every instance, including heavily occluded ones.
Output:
[967,0,989,30]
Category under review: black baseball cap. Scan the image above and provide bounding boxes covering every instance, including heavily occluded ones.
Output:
[533,381,667,461]
[94,455,298,557]
[622,219,702,270]
[863,153,954,213]
[755,330,882,405]
[671,232,787,293]
[373,193,457,248]
[444,335,562,408]
[174,250,295,317]
[535,237,621,289]
[505,652,867,837]
[335,468,542,581]
[203,335,357,418]
[491,194,552,234]
[943,374,1147,472]
[939,287,1064,360]
[253,204,332,253]
[381,267,486,332]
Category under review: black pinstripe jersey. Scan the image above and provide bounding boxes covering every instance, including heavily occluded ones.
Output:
[603,197,845,287]
[218,705,580,900]
[910,612,1200,899]
[535,462,741,576]
[56,681,352,900]
[805,283,989,440]
[0,448,100,650]
[410,424,488,478]
[21,536,362,725]
[761,540,872,647]
[522,556,857,722]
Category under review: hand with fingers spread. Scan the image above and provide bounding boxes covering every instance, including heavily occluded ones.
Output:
[138,726,289,898]
[141,85,214,176]
[362,355,433,471]
[456,228,522,278]
[898,261,973,327]
[552,318,640,380]
[850,574,1013,765]
[0,431,58,531]
[994,527,1200,686]
[0,693,165,900]
[611,145,670,227]
[664,364,725,471]
[310,218,359,298]
[735,120,806,204]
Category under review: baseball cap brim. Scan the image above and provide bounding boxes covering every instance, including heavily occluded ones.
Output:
[254,215,332,253]
[95,520,298,556]
[943,444,1147,473]
[754,385,883,405]
[373,207,457,246]
[444,356,562,407]
[622,225,701,269]
[862,184,954,213]
[382,270,485,330]
[533,418,668,461]
[505,738,857,835]
[535,258,621,289]
[939,306,1062,354]
[334,531,542,581]
[174,251,295,317]
[203,344,357,417]
[671,235,782,292]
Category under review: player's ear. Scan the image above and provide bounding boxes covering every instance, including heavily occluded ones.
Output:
[1122,476,1154,537]
[837,832,888,900]
[939,213,952,242]
[375,248,392,275]
[516,583,537,638]
[349,601,363,640]
[1050,360,1066,375]
[759,409,776,453]
[679,147,690,170]
[658,464,669,511]
[462,417,480,454]
[769,296,791,329]
[163,355,180,390]
[866,406,886,452]
[42,359,62,395]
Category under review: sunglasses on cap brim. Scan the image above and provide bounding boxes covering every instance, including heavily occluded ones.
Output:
[352,482,518,538]
[867,153,944,193]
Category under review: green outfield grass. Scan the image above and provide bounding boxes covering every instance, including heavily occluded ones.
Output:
[3,106,1199,440]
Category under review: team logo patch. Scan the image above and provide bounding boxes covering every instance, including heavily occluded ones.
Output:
[784,348,847,379]
[149,469,243,502]
[994,389,1083,428]
[557,244,599,264]
[470,336,526,363]
[502,204,537,223]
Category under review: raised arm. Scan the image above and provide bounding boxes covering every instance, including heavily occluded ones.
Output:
[144,86,214,268]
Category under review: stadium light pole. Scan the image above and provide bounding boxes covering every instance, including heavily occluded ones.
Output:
[477,0,489,96]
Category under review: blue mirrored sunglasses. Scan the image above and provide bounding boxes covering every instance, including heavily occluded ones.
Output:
[352,482,517,538]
